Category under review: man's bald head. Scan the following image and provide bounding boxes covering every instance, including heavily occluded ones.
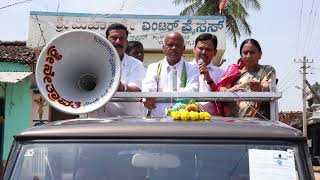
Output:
[163,32,185,65]
[164,32,184,44]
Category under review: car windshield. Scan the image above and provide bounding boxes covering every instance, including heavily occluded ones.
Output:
[10,141,302,180]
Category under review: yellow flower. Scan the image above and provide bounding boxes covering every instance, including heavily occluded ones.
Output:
[186,103,198,112]
[181,111,191,121]
[199,112,212,121]
[189,111,199,121]
[171,111,181,121]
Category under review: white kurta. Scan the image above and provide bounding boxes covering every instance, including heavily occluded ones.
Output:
[89,54,146,117]
[143,57,199,117]
[190,59,224,92]
[190,60,224,115]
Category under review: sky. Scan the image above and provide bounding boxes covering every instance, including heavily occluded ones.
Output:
[1,0,319,112]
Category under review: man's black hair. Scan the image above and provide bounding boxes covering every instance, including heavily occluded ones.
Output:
[105,23,129,38]
[194,33,218,49]
[126,41,144,54]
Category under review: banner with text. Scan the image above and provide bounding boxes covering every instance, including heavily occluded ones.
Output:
[28,11,226,52]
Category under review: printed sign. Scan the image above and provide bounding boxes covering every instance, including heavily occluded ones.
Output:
[27,11,226,52]
[249,149,296,180]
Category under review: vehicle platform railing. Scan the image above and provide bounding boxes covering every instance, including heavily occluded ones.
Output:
[110,92,282,121]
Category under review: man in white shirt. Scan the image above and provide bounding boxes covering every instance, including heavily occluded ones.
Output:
[191,33,224,115]
[90,23,146,117]
[126,41,144,62]
[143,32,199,117]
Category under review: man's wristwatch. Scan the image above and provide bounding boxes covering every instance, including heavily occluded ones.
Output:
[206,80,214,85]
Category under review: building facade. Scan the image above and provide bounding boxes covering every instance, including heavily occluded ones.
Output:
[28,11,226,66]
[0,41,35,161]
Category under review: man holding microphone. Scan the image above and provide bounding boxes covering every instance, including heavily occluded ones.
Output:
[191,33,225,115]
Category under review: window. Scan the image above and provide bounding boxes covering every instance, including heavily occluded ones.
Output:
[10,141,302,180]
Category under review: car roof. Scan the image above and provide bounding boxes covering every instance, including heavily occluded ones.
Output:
[15,117,303,141]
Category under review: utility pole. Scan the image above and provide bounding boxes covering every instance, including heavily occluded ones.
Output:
[295,56,313,137]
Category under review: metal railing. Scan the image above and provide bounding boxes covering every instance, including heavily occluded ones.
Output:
[110,92,282,121]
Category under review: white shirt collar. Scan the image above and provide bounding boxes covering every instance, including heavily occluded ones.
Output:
[122,53,129,66]
[163,57,184,72]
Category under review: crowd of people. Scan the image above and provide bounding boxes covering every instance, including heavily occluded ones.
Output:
[90,23,276,119]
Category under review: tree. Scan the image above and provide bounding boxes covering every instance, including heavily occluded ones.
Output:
[173,0,261,47]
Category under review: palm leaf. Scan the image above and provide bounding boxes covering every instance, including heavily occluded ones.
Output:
[173,0,197,6]
[240,0,260,10]
[174,0,261,47]
[179,0,203,15]
[195,0,220,16]
[224,10,241,46]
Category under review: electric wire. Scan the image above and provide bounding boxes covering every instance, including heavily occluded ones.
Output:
[307,72,319,83]
[303,0,315,55]
[312,3,320,58]
[277,65,299,89]
[278,73,300,92]
[0,0,32,10]
[281,75,303,94]
[306,0,319,56]
[276,61,298,88]
[56,0,60,12]
[295,0,304,58]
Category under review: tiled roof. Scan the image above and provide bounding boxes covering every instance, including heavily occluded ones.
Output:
[279,111,302,128]
[0,41,37,65]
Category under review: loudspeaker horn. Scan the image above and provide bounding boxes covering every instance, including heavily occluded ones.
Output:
[36,30,121,114]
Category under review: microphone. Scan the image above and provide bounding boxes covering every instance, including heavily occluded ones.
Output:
[198,59,205,78]
[198,59,210,88]
[198,59,214,88]
[198,59,204,66]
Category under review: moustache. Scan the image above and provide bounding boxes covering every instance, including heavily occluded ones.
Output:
[114,44,124,49]
[199,55,207,59]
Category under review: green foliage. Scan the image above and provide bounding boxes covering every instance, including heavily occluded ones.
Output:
[173,0,261,47]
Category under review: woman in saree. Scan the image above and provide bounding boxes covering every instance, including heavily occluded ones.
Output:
[218,39,276,119]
